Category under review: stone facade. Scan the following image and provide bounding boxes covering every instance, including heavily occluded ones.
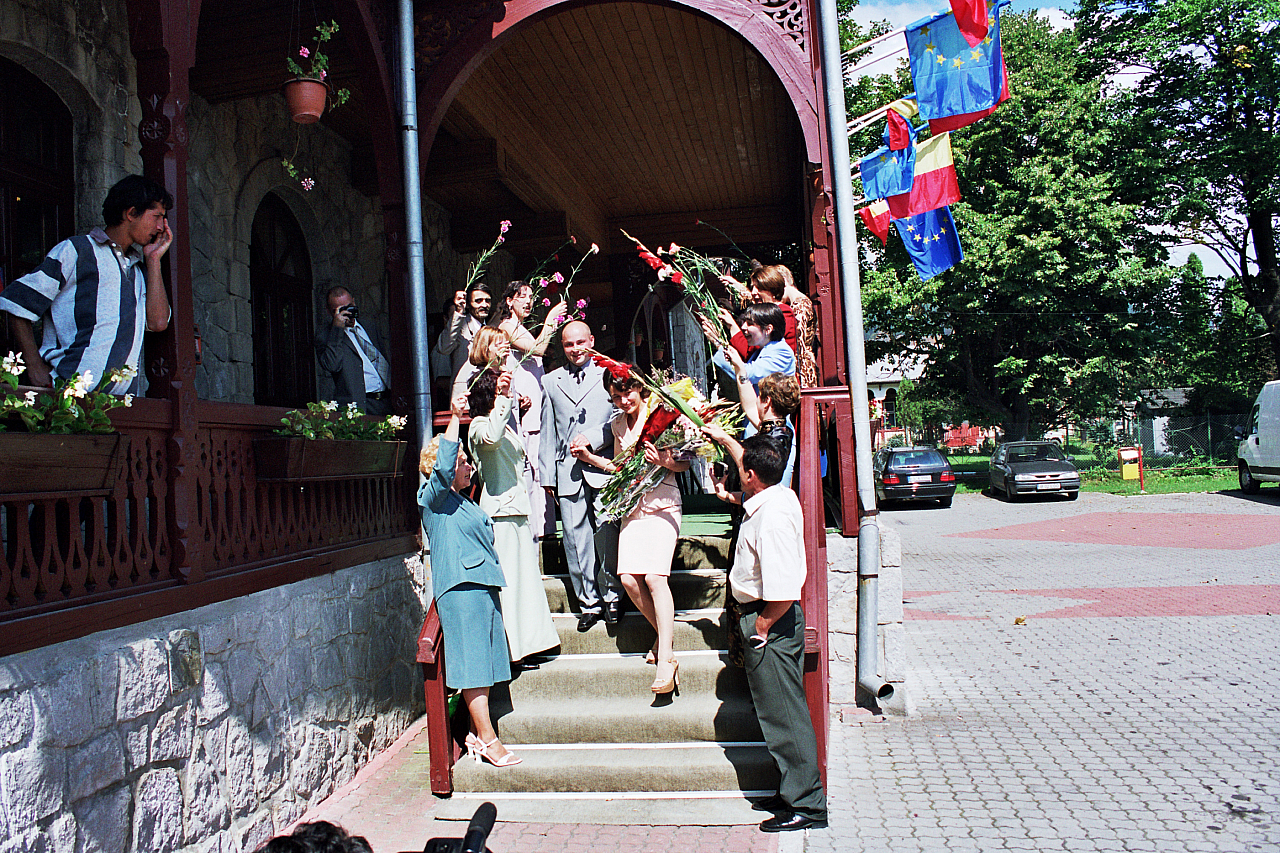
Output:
[0,556,430,853]
[828,525,907,705]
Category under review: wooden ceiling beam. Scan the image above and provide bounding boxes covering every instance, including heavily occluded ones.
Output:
[607,205,804,254]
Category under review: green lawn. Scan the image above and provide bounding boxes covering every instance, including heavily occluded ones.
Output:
[953,462,1239,496]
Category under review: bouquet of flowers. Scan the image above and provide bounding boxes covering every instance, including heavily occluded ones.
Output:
[591,354,742,522]
[277,400,407,441]
[620,231,744,346]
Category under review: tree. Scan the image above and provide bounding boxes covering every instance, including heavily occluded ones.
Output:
[1075,0,1280,378]
[855,12,1170,439]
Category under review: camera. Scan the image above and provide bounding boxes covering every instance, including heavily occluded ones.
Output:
[340,304,359,319]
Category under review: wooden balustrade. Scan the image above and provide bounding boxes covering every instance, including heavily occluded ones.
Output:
[0,399,418,655]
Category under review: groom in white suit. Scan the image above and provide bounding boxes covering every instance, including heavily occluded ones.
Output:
[540,321,620,631]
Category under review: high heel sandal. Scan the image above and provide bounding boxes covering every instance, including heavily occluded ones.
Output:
[645,641,658,665]
[464,732,482,759]
[473,736,522,767]
[651,657,679,694]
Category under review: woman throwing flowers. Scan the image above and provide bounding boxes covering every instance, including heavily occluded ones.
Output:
[570,366,690,696]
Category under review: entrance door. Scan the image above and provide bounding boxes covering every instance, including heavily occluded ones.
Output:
[0,57,75,359]
[250,193,314,407]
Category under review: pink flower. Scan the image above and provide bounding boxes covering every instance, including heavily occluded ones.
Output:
[571,235,578,244]
[576,299,588,309]
[668,243,682,254]
[542,298,551,306]
[538,278,548,287]
[319,69,327,80]
[552,272,564,284]
[496,235,504,244]
[299,46,311,58]
[590,243,600,255]
[301,178,315,191]
[499,220,511,233]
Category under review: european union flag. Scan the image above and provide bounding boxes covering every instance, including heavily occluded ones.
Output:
[859,141,915,200]
[894,206,963,281]
[906,2,1006,127]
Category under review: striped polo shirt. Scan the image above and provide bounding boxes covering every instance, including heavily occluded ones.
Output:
[0,227,146,395]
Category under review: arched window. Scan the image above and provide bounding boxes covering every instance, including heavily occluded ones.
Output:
[0,57,74,356]
[884,388,899,427]
[250,193,314,407]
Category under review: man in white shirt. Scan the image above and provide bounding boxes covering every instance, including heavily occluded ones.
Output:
[315,286,393,415]
[729,433,827,832]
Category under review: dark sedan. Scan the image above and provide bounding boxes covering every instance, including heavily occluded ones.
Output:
[989,441,1080,500]
[873,446,956,507]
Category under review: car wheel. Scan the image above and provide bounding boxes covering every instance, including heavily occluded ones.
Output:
[939,495,953,508]
[1004,478,1019,501]
[1065,490,1078,501]
[1240,463,1261,495]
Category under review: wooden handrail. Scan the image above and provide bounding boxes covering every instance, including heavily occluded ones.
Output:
[415,602,458,795]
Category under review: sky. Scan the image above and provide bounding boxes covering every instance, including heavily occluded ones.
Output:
[844,0,1237,280]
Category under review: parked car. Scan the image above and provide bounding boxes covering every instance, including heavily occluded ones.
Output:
[989,441,1080,500]
[873,446,956,507]
[1238,380,1280,493]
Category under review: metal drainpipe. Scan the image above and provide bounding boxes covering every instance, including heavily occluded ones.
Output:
[813,0,893,705]
[398,0,433,441]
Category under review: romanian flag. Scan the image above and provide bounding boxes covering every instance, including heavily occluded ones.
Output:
[906,2,1008,133]
[885,109,914,151]
[859,200,891,245]
[886,133,961,219]
[894,206,964,281]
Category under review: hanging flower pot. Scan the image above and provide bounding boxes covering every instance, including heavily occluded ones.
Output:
[282,78,329,124]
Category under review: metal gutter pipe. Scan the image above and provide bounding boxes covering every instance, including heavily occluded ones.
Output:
[397,0,433,441]
[813,0,893,705]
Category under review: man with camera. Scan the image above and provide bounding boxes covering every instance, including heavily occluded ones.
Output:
[316,286,393,415]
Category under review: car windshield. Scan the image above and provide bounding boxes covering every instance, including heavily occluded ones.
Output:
[890,450,945,467]
[1008,444,1066,463]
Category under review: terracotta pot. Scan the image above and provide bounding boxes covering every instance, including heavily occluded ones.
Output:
[0,432,128,494]
[282,78,329,124]
[253,437,406,482]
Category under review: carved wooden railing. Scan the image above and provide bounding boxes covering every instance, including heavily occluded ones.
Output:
[0,399,418,655]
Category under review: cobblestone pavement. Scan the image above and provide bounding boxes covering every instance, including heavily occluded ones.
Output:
[806,488,1280,853]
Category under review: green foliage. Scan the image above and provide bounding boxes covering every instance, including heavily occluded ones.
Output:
[286,20,351,107]
[277,401,407,441]
[855,13,1171,439]
[1,352,134,434]
[1075,0,1280,376]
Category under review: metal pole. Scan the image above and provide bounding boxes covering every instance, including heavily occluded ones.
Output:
[398,0,433,443]
[815,0,892,704]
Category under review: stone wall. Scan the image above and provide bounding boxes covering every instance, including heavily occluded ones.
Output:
[828,524,906,706]
[0,556,430,853]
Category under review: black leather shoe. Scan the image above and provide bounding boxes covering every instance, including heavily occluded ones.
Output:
[760,813,827,832]
[576,612,602,632]
[751,794,787,812]
[603,601,623,625]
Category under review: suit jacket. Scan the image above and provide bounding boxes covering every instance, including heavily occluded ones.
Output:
[468,394,530,518]
[439,311,481,379]
[315,322,386,410]
[539,360,614,497]
[418,437,507,596]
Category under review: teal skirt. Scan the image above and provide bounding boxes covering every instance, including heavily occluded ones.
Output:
[437,583,512,690]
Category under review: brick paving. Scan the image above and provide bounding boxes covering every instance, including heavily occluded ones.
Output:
[297,488,1280,853]
[808,489,1280,853]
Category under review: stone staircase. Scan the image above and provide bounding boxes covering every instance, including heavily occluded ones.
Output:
[439,524,779,824]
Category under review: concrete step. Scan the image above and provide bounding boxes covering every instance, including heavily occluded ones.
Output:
[546,609,728,656]
[490,688,764,745]
[448,742,779,794]
[542,567,728,614]
[430,792,770,825]
[502,651,747,703]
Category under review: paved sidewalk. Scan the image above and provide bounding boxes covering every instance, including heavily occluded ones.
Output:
[296,488,1280,852]
[809,489,1280,853]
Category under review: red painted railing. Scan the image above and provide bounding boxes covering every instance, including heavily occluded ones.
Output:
[0,399,418,655]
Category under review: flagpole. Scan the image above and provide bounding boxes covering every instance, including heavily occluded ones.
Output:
[842,25,907,59]
[842,45,909,79]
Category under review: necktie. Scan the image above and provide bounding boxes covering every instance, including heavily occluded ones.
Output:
[354,326,391,387]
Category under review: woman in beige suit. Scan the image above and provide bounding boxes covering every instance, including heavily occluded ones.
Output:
[468,368,560,663]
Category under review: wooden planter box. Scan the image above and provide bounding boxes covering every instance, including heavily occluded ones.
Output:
[0,432,128,495]
[253,437,407,482]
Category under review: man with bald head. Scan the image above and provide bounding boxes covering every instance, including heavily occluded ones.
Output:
[539,321,620,631]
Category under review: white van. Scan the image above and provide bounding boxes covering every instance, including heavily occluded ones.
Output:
[1238,380,1280,493]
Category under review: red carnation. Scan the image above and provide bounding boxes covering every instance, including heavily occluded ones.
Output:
[638,405,681,446]
[591,352,631,381]
[671,270,684,286]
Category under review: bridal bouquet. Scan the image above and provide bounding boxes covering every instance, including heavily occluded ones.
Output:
[592,354,741,522]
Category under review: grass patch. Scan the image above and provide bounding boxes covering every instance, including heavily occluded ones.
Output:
[955,466,1238,496]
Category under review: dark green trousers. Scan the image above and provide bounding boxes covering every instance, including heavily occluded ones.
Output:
[738,600,827,820]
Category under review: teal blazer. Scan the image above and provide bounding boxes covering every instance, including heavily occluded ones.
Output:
[418,437,507,596]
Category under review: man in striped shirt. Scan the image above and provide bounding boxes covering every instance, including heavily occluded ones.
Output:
[0,174,173,395]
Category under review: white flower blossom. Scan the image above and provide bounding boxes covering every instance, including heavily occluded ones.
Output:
[388,415,408,430]
[123,394,134,407]
[346,402,360,414]
[65,372,93,399]
[323,400,339,412]
[23,390,37,406]
[2,352,23,374]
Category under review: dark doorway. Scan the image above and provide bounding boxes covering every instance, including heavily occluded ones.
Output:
[0,57,75,360]
[250,193,314,407]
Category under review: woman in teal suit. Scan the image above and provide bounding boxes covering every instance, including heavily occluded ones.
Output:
[419,394,520,767]
[467,368,559,663]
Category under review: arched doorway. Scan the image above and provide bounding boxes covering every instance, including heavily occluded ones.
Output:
[250,193,314,407]
[0,56,75,357]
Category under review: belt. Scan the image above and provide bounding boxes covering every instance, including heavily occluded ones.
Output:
[367,390,388,400]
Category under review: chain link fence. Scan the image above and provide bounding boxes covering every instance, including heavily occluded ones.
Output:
[1098,413,1251,469]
